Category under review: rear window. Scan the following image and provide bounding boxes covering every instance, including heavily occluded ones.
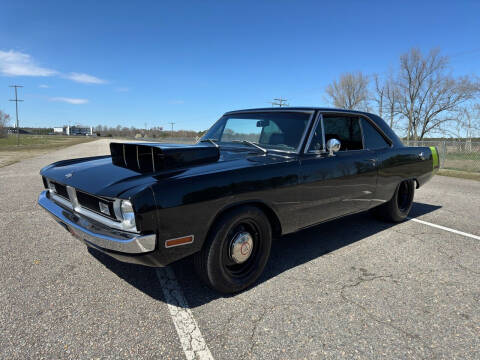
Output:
[361,118,390,150]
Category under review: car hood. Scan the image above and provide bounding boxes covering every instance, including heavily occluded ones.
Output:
[40,144,296,198]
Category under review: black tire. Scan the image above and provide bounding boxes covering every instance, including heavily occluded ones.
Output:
[372,179,415,222]
[193,206,272,294]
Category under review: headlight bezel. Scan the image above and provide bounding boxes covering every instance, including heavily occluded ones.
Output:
[113,199,138,232]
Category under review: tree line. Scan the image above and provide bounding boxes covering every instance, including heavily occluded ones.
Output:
[93,125,204,139]
[0,110,10,138]
[325,48,480,141]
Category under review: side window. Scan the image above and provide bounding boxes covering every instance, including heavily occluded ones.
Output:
[308,117,324,152]
[361,118,390,150]
[323,115,363,151]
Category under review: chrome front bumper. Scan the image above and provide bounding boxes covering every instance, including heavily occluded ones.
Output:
[38,190,156,254]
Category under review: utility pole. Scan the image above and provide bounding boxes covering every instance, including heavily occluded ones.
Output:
[168,122,175,137]
[270,98,289,107]
[9,85,23,146]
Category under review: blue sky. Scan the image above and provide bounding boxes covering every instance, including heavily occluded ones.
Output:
[0,0,479,131]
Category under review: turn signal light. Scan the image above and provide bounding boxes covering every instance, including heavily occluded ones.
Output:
[165,235,194,248]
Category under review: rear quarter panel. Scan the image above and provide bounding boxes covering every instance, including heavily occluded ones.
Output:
[375,146,436,204]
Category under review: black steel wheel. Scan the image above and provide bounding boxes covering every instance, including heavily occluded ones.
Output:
[371,179,415,222]
[397,180,412,212]
[194,206,272,293]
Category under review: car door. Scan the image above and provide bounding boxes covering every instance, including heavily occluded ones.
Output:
[358,116,395,206]
[296,112,378,229]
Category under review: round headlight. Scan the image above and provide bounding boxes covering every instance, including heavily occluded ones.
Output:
[120,200,136,229]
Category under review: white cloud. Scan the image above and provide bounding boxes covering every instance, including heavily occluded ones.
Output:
[0,50,108,85]
[50,97,89,104]
[38,84,49,88]
[115,87,129,92]
[0,50,57,77]
[64,72,107,84]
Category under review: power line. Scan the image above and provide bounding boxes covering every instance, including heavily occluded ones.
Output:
[168,122,175,136]
[9,85,23,146]
[270,97,289,107]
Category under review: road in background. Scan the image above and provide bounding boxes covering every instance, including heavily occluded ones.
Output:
[0,139,478,359]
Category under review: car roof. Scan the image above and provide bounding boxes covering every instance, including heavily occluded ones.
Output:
[224,107,376,117]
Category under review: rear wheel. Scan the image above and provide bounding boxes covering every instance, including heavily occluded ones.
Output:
[194,206,272,294]
[372,179,415,222]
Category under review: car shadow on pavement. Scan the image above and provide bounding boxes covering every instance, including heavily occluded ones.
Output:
[88,201,441,308]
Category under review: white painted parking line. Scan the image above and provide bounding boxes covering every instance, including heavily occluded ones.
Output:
[156,267,214,360]
[408,217,480,240]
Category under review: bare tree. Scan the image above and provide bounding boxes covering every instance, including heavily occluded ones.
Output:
[372,73,402,129]
[455,104,480,141]
[325,72,370,111]
[0,110,11,138]
[372,74,385,117]
[397,48,480,141]
[384,76,401,129]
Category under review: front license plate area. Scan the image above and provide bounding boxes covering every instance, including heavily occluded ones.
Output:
[57,220,83,241]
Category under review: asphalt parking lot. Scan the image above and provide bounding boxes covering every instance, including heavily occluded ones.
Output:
[0,139,479,359]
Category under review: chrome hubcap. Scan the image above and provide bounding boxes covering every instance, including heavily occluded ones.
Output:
[230,232,254,264]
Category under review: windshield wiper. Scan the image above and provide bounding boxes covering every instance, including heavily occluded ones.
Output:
[231,140,267,154]
[200,138,219,148]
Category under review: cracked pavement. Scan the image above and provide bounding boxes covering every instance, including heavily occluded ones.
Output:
[1,140,479,359]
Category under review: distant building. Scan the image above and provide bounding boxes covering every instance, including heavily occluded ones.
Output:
[53,125,93,136]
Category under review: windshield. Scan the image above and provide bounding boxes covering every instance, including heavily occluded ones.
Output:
[201,112,311,152]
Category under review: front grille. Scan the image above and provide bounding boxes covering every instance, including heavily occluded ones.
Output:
[50,181,69,199]
[46,178,119,222]
[76,190,117,221]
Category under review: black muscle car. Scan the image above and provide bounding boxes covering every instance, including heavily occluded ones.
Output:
[38,108,439,293]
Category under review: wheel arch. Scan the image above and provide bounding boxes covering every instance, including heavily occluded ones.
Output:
[414,178,420,189]
[206,200,282,242]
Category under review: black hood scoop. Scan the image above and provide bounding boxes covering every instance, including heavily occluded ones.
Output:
[110,142,220,173]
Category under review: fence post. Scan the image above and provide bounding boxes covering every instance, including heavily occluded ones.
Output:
[441,141,446,168]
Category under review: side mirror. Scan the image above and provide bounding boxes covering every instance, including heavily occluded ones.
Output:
[256,120,270,127]
[326,138,341,156]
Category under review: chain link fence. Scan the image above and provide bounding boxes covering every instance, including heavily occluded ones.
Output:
[406,140,480,173]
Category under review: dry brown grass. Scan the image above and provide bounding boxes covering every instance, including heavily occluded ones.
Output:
[0,135,94,168]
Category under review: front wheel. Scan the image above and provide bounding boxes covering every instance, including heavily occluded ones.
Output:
[194,206,272,294]
[372,179,415,222]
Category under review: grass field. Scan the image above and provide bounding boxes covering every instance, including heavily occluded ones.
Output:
[0,134,95,167]
[0,134,95,149]
[444,152,480,161]
[442,152,480,173]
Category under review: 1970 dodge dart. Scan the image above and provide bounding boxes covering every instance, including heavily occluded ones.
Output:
[38,108,439,293]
